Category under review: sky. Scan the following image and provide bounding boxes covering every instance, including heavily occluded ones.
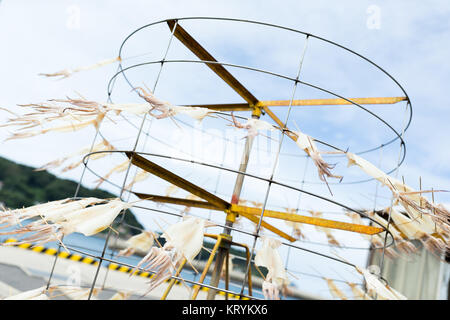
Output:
[0,1,449,299]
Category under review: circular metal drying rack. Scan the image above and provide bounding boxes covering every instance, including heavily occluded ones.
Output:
[41,17,411,300]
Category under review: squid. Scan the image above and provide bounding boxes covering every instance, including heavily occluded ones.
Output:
[254,237,288,300]
[324,278,348,300]
[346,152,450,235]
[0,198,133,247]
[309,211,341,247]
[356,266,407,300]
[56,286,100,300]
[284,209,307,240]
[0,197,101,229]
[370,233,400,259]
[55,97,154,116]
[39,56,121,79]
[368,210,417,255]
[118,231,155,257]
[2,285,100,300]
[170,105,214,122]
[95,160,130,188]
[182,194,204,214]
[5,113,105,141]
[61,90,213,122]
[164,184,180,197]
[284,220,306,240]
[1,110,90,130]
[294,129,342,183]
[3,99,105,133]
[124,170,150,190]
[134,86,175,119]
[230,112,277,138]
[389,207,446,256]
[346,210,412,257]
[110,291,132,300]
[262,280,280,300]
[135,86,214,121]
[238,199,263,208]
[37,138,115,172]
[3,286,50,300]
[347,282,372,300]
[135,217,207,294]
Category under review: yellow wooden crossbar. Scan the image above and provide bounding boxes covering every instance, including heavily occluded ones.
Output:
[231,204,383,235]
[258,97,407,107]
[167,20,259,106]
[188,97,407,111]
[238,211,297,242]
[126,152,229,211]
[134,193,219,211]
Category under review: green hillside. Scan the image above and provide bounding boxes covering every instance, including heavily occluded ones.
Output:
[0,156,143,235]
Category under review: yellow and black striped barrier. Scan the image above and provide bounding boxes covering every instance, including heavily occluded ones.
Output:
[2,238,248,300]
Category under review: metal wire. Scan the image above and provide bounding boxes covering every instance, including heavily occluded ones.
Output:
[85,20,180,300]
[238,34,310,296]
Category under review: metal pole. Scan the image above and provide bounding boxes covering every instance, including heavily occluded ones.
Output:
[206,110,260,300]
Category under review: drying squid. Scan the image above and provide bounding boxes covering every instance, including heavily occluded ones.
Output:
[324,278,347,300]
[249,200,264,208]
[118,231,155,257]
[347,282,372,300]
[37,138,115,172]
[5,113,105,141]
[346,152,450,234]
[134,86,174,119]
[283,208,307,240]
[309,211,341,247]
[0,197,101,229]
[346,210,403,258]
[254,237,288,300]
[230,112,276,138]
[54,97,154,116]
[284,220,306,240]
[165,184,180,197]
[95,160,130,188]
[39,56,121,79]
[135,217,207,294]
[356,266,407,300]
[56,286,100,300]
[389,207,446,256]
[182,194,204,214]
[124,170,150,190]
[3,286,50,300]
[368,210,417,254]
[110,291,132,300]
[0,198,133,247]
[2,285,100,300]
[283,209,307,240]
[370,233,400,259]
[170,105,214,122]
[294,130,342,182]
[262,280,280,300]
[135,86,214,121]
[345,211,373,242]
